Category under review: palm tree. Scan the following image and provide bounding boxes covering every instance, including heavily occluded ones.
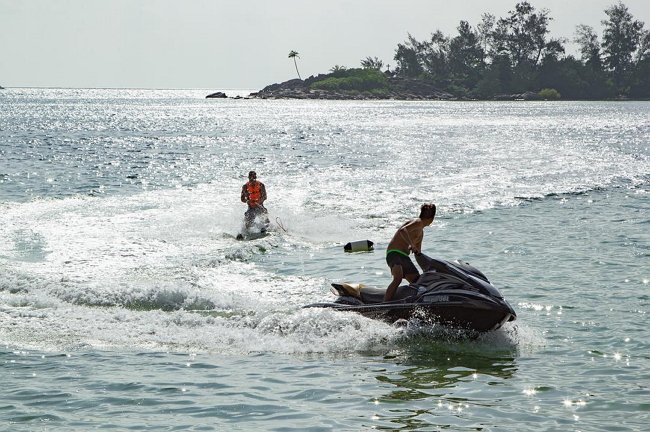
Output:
[288,50,302,80]
[360,56,384,71]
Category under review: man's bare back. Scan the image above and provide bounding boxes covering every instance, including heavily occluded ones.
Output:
[386,218,426,255]
[384,204,436,301]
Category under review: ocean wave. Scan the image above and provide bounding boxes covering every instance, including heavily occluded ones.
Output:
[512,175,650,206]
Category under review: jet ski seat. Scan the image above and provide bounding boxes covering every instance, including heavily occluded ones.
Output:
[331,283,418,304]
[360,284,417,304]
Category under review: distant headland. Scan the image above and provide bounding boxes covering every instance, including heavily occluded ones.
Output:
[208,70,545,102]
[208,1,650,101]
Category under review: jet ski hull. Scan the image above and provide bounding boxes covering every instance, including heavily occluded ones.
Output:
[237,213,270,240]
[304,255,517,332]
[306,297,515,332]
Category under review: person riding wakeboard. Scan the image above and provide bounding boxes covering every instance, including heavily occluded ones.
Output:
[240,170,269,233]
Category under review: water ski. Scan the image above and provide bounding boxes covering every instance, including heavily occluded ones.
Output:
[236,227,268,241]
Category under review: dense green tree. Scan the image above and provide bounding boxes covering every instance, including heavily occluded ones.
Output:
[385,1,647,99]
[510,62,538,93]
[488,2,564,94]
[601,2,644,94]
[629,29,650,96]
[477,13,497,57]
[472,63,504,98]
[635,29,650,62]
[447,21,486,90]
[329,65,348,75]
[539,56,586,99]
[575,24,603,70]
[476,54,512,96]
[393,34,424,77]
[361,56,384,70]
[420,31,451,85]
[572,25,613,99]
[493,2,555,68]
[630,57,650,97]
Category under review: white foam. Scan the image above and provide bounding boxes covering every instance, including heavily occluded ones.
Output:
[2,99,649,354]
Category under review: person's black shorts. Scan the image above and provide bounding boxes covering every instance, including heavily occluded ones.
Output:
[245,206,268,222]
[386,251,419,277]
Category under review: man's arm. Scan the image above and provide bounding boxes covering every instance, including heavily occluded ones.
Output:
[241,185,248,203]
[399,218,424,254]
[397,219,421,254]
[413,230,424,255]
[260,183,267,204]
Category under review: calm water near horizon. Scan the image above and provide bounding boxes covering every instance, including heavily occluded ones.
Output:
[1,88,648,431]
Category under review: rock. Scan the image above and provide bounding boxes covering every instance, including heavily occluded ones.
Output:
[387,77,453,100]
[205,91,227,98]
[518,91,541,101]
[495,91,542,101]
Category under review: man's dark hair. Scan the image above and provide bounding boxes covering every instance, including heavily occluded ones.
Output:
[419,203,436,219]
[248,171,256,179]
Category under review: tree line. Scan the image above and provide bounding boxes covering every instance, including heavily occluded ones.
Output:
[366,1,649,99]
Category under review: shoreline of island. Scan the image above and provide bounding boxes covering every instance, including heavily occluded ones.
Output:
[206,74,642,102]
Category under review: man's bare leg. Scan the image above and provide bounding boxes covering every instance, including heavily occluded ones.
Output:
[384,265,403,302]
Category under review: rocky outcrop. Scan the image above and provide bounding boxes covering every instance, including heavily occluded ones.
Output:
[248,76,454,100]
[206,77,549,101]
[386,77,454,100]
[494,91,541,101]
[205,91,227,98]
[204,82,551,101]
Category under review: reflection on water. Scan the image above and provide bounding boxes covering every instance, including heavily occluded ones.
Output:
[362,331,519,429]
[378,330,518,400]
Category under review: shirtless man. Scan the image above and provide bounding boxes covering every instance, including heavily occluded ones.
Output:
[384,203,436,301]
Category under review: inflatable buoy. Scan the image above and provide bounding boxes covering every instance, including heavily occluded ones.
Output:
[344,240,374,252]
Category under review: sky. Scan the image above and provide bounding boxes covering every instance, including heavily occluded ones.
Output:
[1,0,649,90]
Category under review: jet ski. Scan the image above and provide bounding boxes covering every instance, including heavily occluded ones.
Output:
[304,253,516,332]
[236,211,270,240]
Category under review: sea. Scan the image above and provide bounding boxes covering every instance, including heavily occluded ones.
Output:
[1,88,648,431]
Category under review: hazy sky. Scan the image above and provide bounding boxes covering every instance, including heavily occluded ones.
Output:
[1,0,649,89]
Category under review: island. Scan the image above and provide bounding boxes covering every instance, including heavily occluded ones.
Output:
[208,1,649,101]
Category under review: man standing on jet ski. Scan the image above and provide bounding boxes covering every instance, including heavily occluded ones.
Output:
[384,203,436,301]
[240,170,268,230]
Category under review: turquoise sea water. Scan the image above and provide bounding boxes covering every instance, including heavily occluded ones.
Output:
[1,89,649,431]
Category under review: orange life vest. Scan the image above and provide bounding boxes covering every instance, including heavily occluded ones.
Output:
[246,181,262,206]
